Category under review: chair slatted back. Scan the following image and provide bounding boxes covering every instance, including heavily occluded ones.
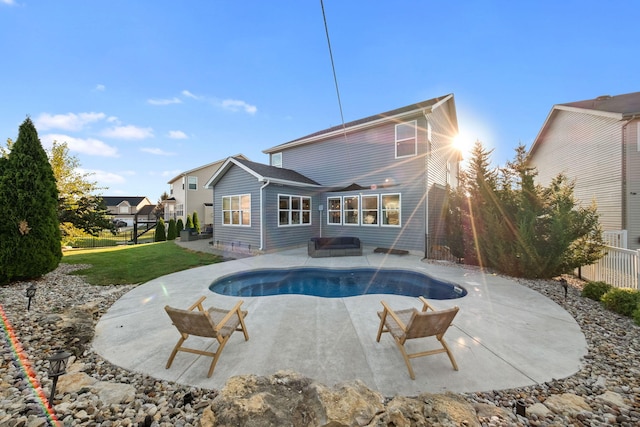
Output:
[165,306,219,338]
[404,306,459,340]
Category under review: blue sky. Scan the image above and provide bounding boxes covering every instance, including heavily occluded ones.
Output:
[2,1,639,202]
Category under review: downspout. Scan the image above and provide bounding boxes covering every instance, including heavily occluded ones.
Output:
[423,110,430,259]
[259,180,271,251]
[620,116,640,233]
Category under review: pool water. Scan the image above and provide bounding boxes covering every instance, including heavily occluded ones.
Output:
[209,268,467,299]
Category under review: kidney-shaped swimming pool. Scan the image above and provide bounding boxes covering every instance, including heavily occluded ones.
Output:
[209,267,467,299]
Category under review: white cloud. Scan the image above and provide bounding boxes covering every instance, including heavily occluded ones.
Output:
[107,116,119,123]
[95,84,105,91]
[161,169,182,178]
[181,90,200,99]
[41,133,119,157]
[102,125,154,140]
[80,168,127,184]
[141,147,175,156]
[1,0,17,5]
[221,99,257,114]
[168,130,188,139]
[147,97,182,106]
[35,112,106,131]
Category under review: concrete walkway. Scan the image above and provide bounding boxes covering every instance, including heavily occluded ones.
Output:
[93,241,587,396]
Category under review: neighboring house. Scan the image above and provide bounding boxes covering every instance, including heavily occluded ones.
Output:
[206,94,460,256]
[528,91,640,249]
[102,196,154,226]
[165,154,248,231]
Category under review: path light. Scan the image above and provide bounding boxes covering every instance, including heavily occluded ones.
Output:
[25,283,36,311]
[48,350,71,404]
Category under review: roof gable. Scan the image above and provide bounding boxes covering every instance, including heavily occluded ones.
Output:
[205,156,321,188]
[167,154,249,184]
[102,196,150,207]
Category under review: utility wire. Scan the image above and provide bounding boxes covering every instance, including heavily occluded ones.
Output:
[320,0,348,141]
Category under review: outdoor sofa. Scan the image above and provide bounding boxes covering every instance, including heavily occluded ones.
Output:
[308,236,362,258]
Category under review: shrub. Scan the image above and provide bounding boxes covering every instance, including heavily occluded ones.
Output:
[633,306,640,326]
[154,218,166,242]
[185,214,194,230]
[601,288,640,317]
[192,211,200,233]
[176,218,184,234]
[581,281,612,301]
[167,219,177,240]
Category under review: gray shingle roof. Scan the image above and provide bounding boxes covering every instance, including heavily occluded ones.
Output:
[233,157,320,186]
[562,92,640,117]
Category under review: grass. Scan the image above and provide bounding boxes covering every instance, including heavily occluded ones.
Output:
[61,241,223,285]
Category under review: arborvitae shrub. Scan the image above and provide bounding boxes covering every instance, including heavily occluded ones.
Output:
[167,219,177,240]
[192,211,200,233]
[581,281,612,301]
[154,218,167,242]
[176,218,184,234]
[186,214,194,230]
[0,118,61,284]
[601,288,640,317]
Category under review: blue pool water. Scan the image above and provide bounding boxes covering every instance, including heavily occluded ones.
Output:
[209,268,467,299]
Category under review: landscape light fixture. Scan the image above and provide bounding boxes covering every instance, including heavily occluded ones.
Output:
[47,350,72,404]
[25,283,36,311]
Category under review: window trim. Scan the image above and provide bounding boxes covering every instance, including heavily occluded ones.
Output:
[222,194,251,227]
[188,176,198,191]
[361,194,379,226]
[381,193,401,227]
[327,196,342,225]
[271,152,283,168]
[343,195,360,226]
[395,120,418,158]
[278,194,311,227]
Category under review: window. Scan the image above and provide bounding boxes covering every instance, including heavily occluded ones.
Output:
[344,196,359,225]
[381,194,401,226]
[222,194,251,226]
[271,152,282,168]
[170,184,174,196]
[327,197,342,224]
[118,204,130,214]
[278,194,311,226]
[188,176,197,190]
[395,120,417,158]
[362,195,379,226]
[176,204,184,218]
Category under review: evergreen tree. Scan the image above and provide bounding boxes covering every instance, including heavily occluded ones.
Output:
[167,218,177,240]
[154,217,166,242]
[0,118,61,284]
[192,211,200,233]
[176,218,184,234]
[185,214,194,230]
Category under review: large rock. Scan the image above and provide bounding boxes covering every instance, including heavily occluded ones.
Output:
[201,371,487,427]
[543,393,591,417]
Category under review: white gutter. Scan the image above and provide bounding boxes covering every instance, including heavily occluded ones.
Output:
[259,180,271,251]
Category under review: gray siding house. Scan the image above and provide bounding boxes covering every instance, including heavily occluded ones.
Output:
[206,94,460,256]
[528,92,640,249]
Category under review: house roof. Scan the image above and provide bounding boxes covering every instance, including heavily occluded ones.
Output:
[529,91,640,158]
[205,156,321,189]
[102,196,150,206]
[167,153,249,184]
[137,204,157,216]
[560,92,640,117]
[263,94,455,154]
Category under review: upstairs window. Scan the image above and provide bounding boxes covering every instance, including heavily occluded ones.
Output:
[395,120,417,158]
[188,176,197,190]
[222,194,251,226]
[279,194,311,226]
[327,197,342,224]
[271,152,282,168]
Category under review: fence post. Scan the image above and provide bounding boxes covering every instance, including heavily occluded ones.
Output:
[636,250,640,290]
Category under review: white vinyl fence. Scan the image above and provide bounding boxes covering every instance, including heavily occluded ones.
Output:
[578,245,639,290]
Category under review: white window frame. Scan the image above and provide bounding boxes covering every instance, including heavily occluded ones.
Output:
[361,195,379,226]
[271,152,282,168]
[222,194,251,226]
[343,195,359,226]
[395,120,417,158]
[381,193,401,227]
[188,176,197,191]
[278,194,311,227]
[327,197,342,225]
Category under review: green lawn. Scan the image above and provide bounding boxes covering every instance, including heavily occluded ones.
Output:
[61,241,223,285]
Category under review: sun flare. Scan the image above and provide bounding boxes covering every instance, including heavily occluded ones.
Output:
[452,133,474,161]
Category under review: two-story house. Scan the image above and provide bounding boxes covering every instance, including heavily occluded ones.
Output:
[102,196,155,226]
[528,91,640,249]
[205,94,460,256]
[165,154,248,231]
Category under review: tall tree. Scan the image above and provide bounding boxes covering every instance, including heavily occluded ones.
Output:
[0,118,61,284]
[192,211,200,233]
[48,141,113,240]
[153,191,169,219]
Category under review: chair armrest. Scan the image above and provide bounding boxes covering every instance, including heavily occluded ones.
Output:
[418,296,436,312]
[214,300,245,331]
[380,301,408,332]
[187,296,208,312]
